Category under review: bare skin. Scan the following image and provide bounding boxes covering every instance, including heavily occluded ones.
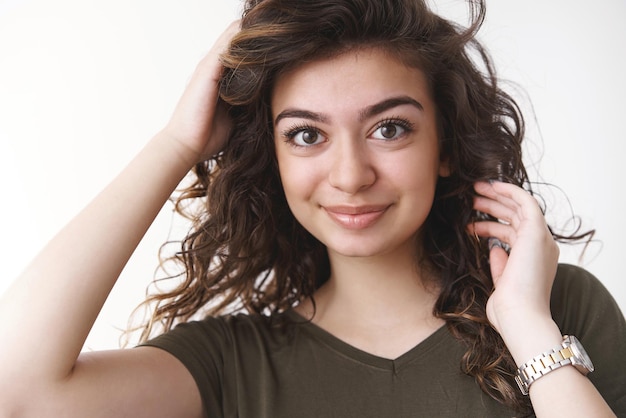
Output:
[272,48,448,359]
[0,20,239,418]
[0,22,616,418]
[273,48,616,417]
[472,181,614,416]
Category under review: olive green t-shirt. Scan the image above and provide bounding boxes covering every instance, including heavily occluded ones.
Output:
[142,264,626,417]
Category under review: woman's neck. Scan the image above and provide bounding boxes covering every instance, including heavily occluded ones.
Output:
[295,244,445,359]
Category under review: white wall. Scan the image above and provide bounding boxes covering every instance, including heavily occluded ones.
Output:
[0,0,624,351]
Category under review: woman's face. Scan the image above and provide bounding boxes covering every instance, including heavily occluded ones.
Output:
[272,47,448,259]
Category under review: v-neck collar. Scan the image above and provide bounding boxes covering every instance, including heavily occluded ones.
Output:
[285,309,450,372]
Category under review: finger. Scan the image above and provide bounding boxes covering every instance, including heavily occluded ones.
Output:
[475,182,548,232]
[168,21,241,143]
[474,184,522,226]
[470,220,517,247]
[488,244,509,283]
[474,182,521,211]
[474,181,544,214]
[478,181,544,217]
[218,20,242,45]
[193,20,241,85]
[473,196,519,227]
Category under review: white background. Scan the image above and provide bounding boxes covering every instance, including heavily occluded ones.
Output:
[0,0,624,350]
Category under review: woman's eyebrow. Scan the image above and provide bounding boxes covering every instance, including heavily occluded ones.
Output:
[274,109,330,126]
[359,95,424,121]
[274,95,424,126]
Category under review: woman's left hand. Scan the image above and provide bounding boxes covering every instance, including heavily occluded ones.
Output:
[470,181,560,338]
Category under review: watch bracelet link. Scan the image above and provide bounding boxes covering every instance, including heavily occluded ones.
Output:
[514,336,575,395]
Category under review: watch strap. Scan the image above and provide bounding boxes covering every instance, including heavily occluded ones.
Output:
[514,336,577,395]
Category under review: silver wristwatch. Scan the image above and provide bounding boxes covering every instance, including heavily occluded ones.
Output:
[514,335,594,395]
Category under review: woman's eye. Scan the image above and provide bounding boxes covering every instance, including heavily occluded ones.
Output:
[288,128,326,146]
[371,121,412,141]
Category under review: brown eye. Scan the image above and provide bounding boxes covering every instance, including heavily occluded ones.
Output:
[371,119,413,141]
[379,124,397,139]
[301,129,319,144]
[285,126,326,147]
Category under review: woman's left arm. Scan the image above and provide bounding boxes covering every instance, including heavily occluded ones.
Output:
[471,181,616,418]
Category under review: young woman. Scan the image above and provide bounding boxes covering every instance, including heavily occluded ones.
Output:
[0,0,624,417]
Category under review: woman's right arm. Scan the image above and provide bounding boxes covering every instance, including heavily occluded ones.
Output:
[0,21,239,418]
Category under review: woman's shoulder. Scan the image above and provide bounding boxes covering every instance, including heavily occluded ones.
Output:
[551,263,623,334]
[142,310,297,354]
[552,263,607,302]
[551,264,626,415]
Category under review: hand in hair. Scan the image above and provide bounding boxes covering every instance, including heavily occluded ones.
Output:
[470,181,559,339]
[471,180,615,418]
[160,20,240,166]
[0,21,242,418]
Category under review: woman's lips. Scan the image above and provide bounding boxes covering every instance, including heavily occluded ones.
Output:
[323,205,389,229]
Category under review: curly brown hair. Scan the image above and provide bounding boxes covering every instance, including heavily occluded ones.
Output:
[134,0,590,412]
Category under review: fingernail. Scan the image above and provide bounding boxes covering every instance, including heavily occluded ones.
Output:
[488,237,510,253]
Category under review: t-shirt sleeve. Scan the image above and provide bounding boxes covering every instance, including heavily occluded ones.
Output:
[551,264,626,415]
[139,317,231,418]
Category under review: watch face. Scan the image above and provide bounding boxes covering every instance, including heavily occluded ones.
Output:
[567,335,595,373]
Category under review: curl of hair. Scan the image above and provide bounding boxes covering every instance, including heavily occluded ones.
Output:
[135,0,592,412]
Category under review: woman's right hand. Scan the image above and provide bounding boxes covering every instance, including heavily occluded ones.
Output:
[160,20,240,166]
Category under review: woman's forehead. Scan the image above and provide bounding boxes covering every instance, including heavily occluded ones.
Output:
[271,47,432,113]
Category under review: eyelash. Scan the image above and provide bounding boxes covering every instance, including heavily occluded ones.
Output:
[282,123,316,139]
[281,123,325,148]
[281,117,415,148]
[373,117,415,138]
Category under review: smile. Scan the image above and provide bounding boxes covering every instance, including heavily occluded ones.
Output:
[323,205,389,230]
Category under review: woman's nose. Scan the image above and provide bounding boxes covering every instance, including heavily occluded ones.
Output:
[327,138,376,194]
